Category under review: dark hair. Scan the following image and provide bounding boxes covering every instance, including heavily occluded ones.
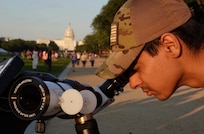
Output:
[144,18,204,56]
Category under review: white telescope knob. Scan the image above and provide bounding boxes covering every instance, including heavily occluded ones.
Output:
[80,90,97,114]
[60,89,83,115]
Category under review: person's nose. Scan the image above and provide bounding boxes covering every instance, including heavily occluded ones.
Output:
[129,73,142,89]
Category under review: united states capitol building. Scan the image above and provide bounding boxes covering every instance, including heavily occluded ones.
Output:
[36,23,83,51]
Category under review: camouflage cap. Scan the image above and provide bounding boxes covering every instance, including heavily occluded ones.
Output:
[96,0,191,79]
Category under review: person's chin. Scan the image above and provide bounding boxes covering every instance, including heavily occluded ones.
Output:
[156,95,170,101]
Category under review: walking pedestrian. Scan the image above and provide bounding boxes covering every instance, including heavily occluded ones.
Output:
[71,50,77,72]
[90,53,95,67]
[81,51,87,67]
[76,52,81,66]
[32,47,39,70]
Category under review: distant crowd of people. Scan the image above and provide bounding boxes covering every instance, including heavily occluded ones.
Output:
[71,50,98,72]
[21,48,59,71]
[21,49,98,72]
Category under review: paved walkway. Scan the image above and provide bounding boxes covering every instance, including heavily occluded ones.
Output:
[27,58,204,134]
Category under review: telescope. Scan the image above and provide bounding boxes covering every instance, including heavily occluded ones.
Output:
[0,56,130,134]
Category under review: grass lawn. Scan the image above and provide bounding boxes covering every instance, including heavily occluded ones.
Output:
[0,55,70,77]
[21,58,70,77]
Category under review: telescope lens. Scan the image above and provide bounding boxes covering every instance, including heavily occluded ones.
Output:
[9,76,51,120]
[19,85,41,112]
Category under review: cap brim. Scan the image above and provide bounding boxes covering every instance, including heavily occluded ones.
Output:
[95,45,144,79]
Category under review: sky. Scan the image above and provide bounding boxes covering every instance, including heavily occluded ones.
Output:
[0,0,109,41]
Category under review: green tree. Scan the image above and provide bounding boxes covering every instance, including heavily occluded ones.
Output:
[48,41,59,51]
[0,40,3,47]
[24,41,36,50]
[37,43,48,51]
[1,39,25,52]
[83,0,127,55]
[1,39,44,52]
[76,45,87,53]
[83,34,98,53]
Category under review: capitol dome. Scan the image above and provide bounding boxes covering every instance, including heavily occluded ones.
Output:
[64,23,74,40]
[37,23,77,51]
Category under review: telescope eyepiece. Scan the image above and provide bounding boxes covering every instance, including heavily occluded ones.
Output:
[18,84,42,112]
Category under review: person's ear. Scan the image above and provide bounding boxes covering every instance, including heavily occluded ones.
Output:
[160,33,181,58]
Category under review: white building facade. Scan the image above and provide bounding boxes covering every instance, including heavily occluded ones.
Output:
[37,23,77,51]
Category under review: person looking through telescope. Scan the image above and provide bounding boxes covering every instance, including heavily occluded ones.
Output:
[96,0,204,101]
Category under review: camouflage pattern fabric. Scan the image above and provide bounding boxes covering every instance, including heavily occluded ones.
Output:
[95,45,143,79]
[95,0,144,79]
[96,0,191,79]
